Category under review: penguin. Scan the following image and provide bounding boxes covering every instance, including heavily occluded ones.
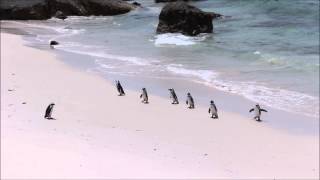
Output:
[249,104,268,122]
[44,103,55,120]
[208,100,218,119]
[168,88,179,104]
[186,92,195,109]
[140,88,148,104]
[115,80,125,96]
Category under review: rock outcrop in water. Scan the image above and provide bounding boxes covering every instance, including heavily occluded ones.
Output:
[0,0,135,20]
[54,10,67,20]
[156,1,221,36]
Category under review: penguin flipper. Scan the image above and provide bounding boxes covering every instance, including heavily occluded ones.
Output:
[249,108,254,112]
[261,109,268,112]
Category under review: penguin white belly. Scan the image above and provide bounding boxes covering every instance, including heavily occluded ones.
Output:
[254,107,260,117]
[142,94,147,100]
[210,105,216,114]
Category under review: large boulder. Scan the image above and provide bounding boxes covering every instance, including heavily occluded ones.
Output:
[156,1,220,36]
[0,0,136,20]
[48,0,135,16]
[0,0,50,20]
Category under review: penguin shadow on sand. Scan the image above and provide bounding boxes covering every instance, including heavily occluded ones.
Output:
[44,103,56,120]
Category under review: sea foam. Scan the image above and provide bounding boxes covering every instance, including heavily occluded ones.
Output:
[154,33,209,46]
[166,64,319,118]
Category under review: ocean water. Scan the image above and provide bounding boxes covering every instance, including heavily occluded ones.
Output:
[6,0,319,118]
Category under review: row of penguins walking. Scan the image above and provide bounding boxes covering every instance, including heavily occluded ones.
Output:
[44,80,268,121]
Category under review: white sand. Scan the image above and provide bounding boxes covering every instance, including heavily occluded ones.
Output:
[1,32,319,179]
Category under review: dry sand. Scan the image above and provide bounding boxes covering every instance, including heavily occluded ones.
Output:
[1,32,319,179]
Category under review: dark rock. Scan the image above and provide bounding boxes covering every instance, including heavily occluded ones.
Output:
[50,40,59,45]
[0,0,50,20]
[208,12,222,19]
[54,10,67,19]
[47,0,87,16]
[0,0,136,20]
[48,0,135,16]
[132,2,141,6]
[157,1,219,36]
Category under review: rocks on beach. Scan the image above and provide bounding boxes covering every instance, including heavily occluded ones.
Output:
[50,40,59,46]
[0,0,136,20]
[156,1,222,36]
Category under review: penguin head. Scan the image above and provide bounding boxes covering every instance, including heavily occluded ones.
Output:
[256,104,260,108]
[187,92,191,96]
[210,100,214,104]
[142,88,146,90]
[50,103,55,106]
[168,88,173,91]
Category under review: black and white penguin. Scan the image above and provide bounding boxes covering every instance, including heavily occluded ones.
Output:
[186,92,195,109]
[208,100,218,119]
[115,80,125,96]
[168,88,179,104]
[249,104,268,122]
[140,88,148,103]
[44,103,55,119]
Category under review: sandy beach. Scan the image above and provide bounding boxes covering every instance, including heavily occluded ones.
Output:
[1,32,319,178]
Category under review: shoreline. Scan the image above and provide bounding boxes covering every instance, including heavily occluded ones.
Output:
[1,32,319,178]
[22,30,319,136]
[2,20,319,121]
